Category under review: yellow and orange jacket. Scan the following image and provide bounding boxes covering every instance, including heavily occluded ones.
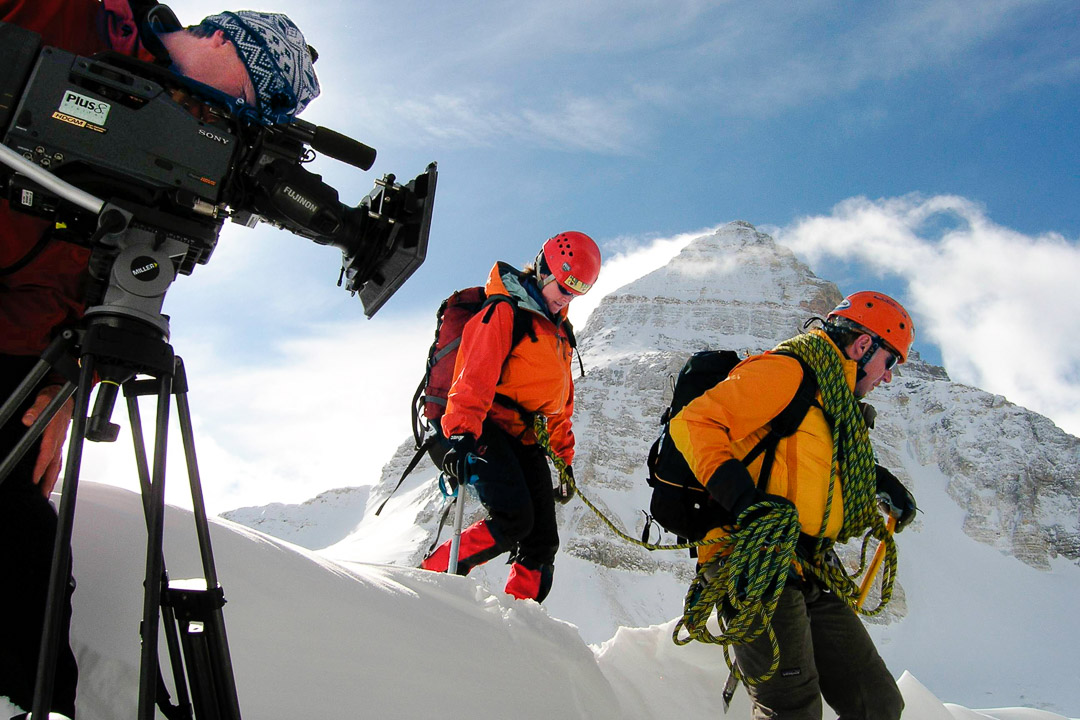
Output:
[668,331,857,563]
[441,262,576,465]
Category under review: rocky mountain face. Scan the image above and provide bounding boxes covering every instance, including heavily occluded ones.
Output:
[224,220,1080,627]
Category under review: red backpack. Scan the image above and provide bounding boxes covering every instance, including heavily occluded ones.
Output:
[375,287,530,515]
[413,287,534,432]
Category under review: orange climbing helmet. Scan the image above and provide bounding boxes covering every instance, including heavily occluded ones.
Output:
[539,231,601,296]
[827,291,915,363]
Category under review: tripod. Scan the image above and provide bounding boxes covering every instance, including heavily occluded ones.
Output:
[0,213,243,719]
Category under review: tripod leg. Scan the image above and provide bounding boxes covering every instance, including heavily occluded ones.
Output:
[30,355,96,720]
[137,372,173,720]
[174,358,242,720]
[126,387,193,718]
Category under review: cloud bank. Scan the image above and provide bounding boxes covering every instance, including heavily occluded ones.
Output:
[305,0,1075,154]
[774,194,1080,436]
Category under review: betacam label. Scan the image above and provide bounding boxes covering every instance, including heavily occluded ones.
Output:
[58,90,111,126]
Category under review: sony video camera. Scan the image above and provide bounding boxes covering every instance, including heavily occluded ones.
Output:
[0,20,436,319]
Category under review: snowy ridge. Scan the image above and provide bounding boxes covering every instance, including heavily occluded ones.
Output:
[6,482,1077,720]
[223,222,1080,714]
[224,485,371,550]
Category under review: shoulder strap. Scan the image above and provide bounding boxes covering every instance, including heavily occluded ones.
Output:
[561,317,578,349]
[475,294,537,423]
[479,293,535,346]
[560,318,586,377]
[0,231,52,277]
[741,353,819,490]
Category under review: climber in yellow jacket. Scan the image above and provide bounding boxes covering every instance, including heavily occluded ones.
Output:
[670,291,918,720]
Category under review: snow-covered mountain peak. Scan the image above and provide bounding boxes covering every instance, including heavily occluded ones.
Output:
[580,221,841,358]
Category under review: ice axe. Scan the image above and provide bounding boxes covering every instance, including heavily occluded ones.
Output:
[446,453,484,575]
[856,513,897,608]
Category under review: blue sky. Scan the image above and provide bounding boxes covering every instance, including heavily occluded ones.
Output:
[79,0,1079,512]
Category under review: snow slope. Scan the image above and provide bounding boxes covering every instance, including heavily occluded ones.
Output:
[3,482,1076,720]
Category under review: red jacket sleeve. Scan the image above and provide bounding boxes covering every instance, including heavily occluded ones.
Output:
[440,301,516,439]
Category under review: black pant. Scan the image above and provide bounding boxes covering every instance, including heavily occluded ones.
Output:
[431,418,560,570]
[729,576,903,720]
[0,354,79,717]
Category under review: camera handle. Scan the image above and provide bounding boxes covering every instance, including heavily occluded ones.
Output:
[0,142,104,214]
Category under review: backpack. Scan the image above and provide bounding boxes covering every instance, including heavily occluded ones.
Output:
[411,286,536,440]
[374,286,532,515]
[644,350,819,544]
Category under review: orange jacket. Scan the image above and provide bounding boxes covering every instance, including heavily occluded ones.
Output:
[669,331,858,563]
[441,262,576,465]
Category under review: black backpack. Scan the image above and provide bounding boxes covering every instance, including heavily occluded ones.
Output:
[645,350,819,544]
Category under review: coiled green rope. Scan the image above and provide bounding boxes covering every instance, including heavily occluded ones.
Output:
[673,498,801,686]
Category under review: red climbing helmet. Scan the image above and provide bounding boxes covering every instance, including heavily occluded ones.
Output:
[828,291,915,363]
[540,231,601,295]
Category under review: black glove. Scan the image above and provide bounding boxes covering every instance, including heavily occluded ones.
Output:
[706,460,796,526]
[554,465,575,504]
[442,434,478,485]
[705,459,760,519]
[875,464,917,532]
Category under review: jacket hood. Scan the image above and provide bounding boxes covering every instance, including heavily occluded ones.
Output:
[485,262,567,322]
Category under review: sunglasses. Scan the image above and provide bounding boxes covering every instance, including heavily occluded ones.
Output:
[880,346,899,371]
[542,274,577,299]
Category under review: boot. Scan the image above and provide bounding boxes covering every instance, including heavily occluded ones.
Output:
[504,561,554,602]
[421,519,504,575]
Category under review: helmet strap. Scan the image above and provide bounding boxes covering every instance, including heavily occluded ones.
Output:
[825,318,879,382]
[534,252,560,290]
[856,336,884,381]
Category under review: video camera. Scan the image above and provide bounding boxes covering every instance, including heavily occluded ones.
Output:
[0,20,437,320]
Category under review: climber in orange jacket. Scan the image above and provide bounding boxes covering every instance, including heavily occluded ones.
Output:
[421,232,601,603]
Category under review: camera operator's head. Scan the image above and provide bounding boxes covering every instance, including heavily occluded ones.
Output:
[158,10,320,124]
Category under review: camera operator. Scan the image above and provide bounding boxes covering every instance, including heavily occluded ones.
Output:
[0,1,320,716]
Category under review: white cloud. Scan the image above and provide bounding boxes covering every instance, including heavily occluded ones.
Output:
[81,315,435,514]
[775,194,1080,436]
[354,91,643,154]
[305,0,1070,153]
